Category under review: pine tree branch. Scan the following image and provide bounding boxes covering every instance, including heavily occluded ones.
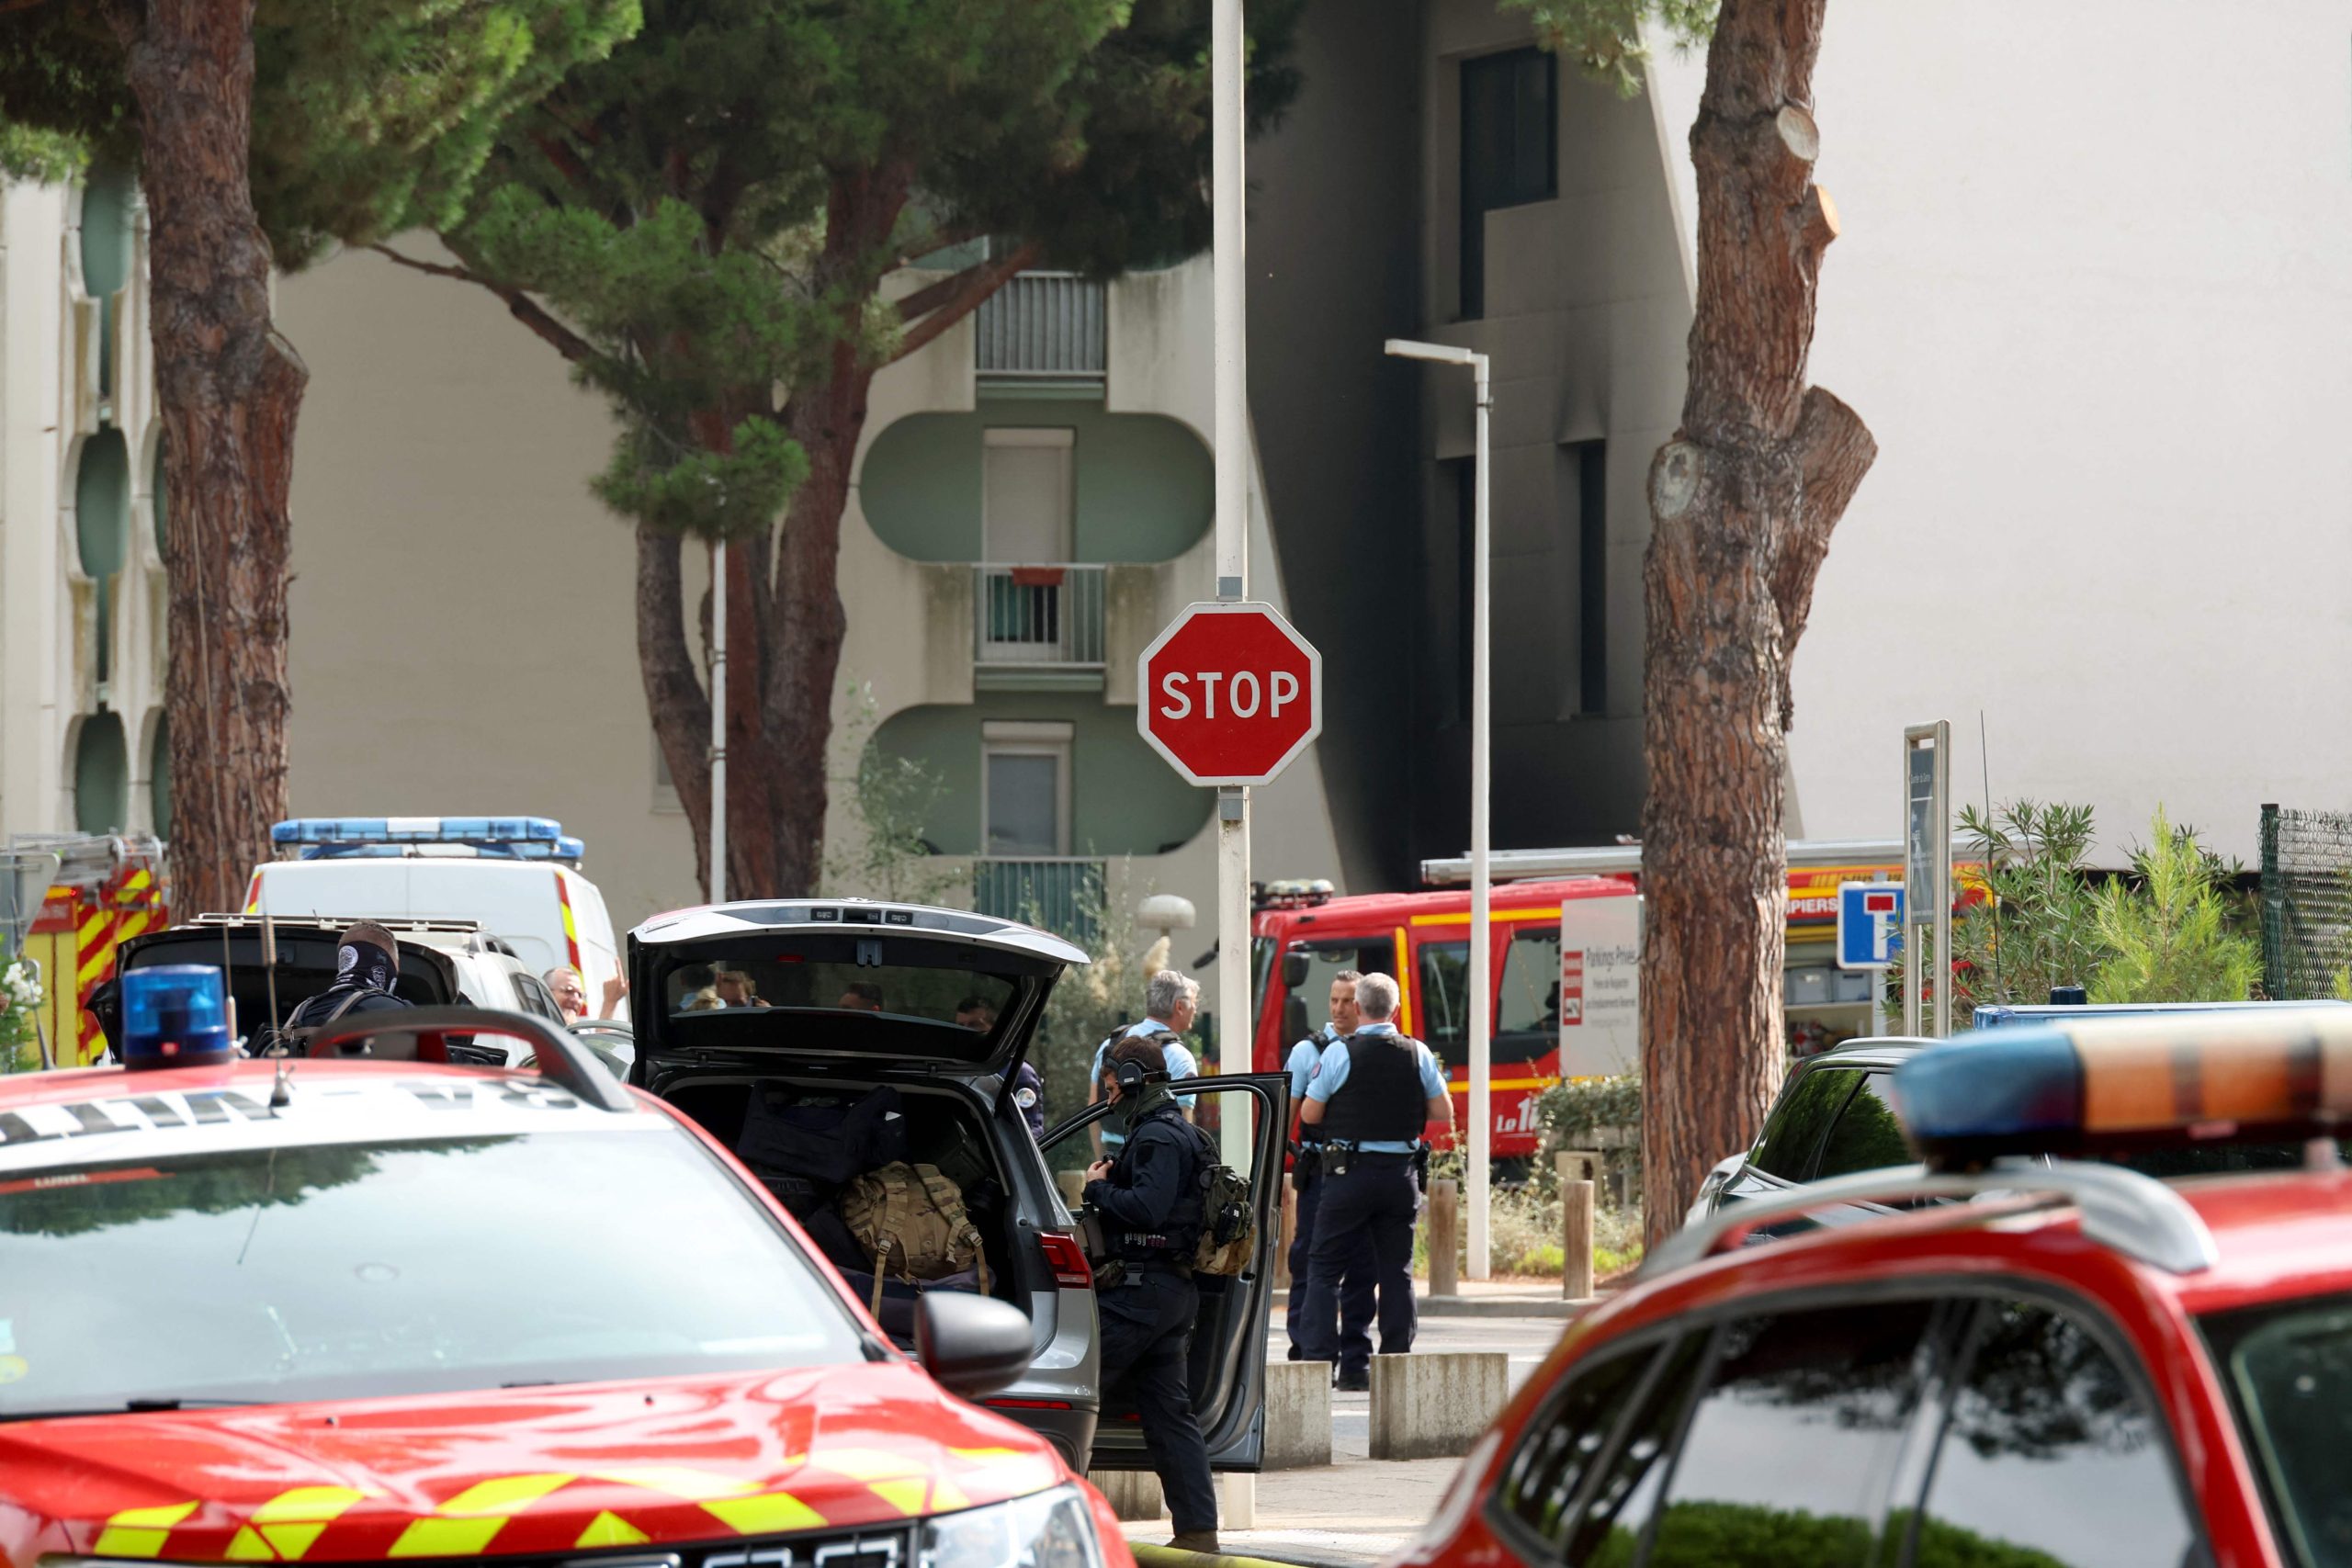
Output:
[888,241,1042,363]
[1771,384,1875,728]
[369,243,598,367]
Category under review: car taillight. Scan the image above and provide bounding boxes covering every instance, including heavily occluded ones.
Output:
[1037,1229,1092,1290]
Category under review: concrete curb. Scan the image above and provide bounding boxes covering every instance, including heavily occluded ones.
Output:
[1131,1544,1366,1568]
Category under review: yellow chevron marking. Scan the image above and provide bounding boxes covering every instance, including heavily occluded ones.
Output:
[575,1513,651,1549]
[807,1450,925,1483]
[949,1449,1057,1495]
[93,1502,201,1558]
[589,1467,759,1502]
[388,1473,576,1558]
[701,1492,827,1537]
[255,1485,372,1525]
[224,1528,274,1562]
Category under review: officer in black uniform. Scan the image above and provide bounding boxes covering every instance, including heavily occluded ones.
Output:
[1083,1035,1219,1552]
[281,921,413,1051]
[1294,972,1453,1388]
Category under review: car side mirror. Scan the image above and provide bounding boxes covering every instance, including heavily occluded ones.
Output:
[914,1292,1034,1400]
[1280,952,1310,990]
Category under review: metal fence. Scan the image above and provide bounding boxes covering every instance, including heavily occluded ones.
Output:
[974,564,1105,667]
[975,273,1106,378]
[973,857,1103,943]
[2260,804,2352,999]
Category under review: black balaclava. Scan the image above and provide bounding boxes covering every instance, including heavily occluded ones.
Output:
[1116,1074,1177,1133]
[335,940,399,993]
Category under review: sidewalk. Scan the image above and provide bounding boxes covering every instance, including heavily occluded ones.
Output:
[1270,1278,1601,1319]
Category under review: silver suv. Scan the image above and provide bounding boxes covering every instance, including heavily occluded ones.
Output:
[628,898,1287,1476]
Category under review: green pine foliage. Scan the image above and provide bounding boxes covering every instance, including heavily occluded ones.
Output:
[0,2,639,266]
[2089,807,2262,1005]
[1497,0,1718,96]
[1950,800,2105,1010]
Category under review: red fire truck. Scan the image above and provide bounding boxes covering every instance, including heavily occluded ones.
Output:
[1246,841,1904,1158]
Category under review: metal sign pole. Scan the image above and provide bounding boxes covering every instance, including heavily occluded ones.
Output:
[1210,0,1251,1172]
[1903,722,1950,1036]
[711,539,728,905]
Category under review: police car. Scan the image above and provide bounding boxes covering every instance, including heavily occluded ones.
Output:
[0,969,1125,1568]
[1400,1008,2352,1568]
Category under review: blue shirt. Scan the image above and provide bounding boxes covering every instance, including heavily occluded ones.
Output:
[1092,1021,1199,1150]
[1305,1022,1448,1153]
[1285,1025,1340,1132]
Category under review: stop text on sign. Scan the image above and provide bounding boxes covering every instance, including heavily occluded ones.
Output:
[1137,601,1323,786]
[1155,668,1302,721]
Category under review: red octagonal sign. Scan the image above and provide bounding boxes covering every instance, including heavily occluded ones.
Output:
[1137,601,1323,786]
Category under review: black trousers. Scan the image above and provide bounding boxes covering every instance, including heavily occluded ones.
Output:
[1295,1153,1419,1368]
[1098,1267,1217,1534]
[1286,1150,1376,1369]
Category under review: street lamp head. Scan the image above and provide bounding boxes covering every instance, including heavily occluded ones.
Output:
[1385,338,1483,368]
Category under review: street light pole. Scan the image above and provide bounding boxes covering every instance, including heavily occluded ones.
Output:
[1384,337,1491,1280]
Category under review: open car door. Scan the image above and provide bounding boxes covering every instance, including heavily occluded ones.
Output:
[1041,1073,1289,1472]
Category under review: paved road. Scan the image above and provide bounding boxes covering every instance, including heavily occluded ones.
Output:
[1116,1312,1570,1565]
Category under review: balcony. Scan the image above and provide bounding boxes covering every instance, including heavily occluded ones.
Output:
[975,273,1106,379]
[975,564,1105,682]
[973,857,1104,943]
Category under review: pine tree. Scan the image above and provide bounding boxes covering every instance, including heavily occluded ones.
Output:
[1507,0,1876,1241]
[0,1,636,910]
[377,0,1303,899]
[2090,808,2261,1004]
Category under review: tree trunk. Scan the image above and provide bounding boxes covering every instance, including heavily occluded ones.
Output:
[1639,0,1879,1246]
[109,0,308,915]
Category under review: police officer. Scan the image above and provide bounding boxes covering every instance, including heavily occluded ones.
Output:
[1088,969,1201,1158]
[1082,1035,1219,1552]
[1284,971,1376,1364]
[281,922,413,1051]
[1294,972,1453,1390]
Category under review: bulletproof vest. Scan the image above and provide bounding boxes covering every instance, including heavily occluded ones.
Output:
[1317,1031,1430,1144]
[1107,1106,1208,1264]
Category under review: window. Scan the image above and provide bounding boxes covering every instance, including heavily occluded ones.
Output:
[1498,1344,1656,1552]
[1497,926,1560,1066]
[1417,940,1472,1068]
[1812,1072,1911,1179]
[1562,1328,1708,1562]
[982,720,1070,856]
[1647,1299,1941,1566]
[981,427,1074,562]
[1911,1300,2201,1568]
[1447,456,1475,724]
[1746,1066,1861,1181]
[1278,938,1396,1047]
[510,972,565,1023]
[1459,47,1556,320]
[1571,439,1607,715]
[2205,1293,2352,1568]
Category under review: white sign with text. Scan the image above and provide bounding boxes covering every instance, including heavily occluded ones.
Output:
[1559,893,1642,1078]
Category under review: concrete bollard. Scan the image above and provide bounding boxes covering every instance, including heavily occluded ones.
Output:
[1222,1472,1257,1529]
[1054,1168,1088,1210]
[1260,1359,1334,1469]
[1427,1179,1459,1296]
[1369,1351,1510,1460]
[1093,1469,1165,1522]
[1562,1179,1595,1301]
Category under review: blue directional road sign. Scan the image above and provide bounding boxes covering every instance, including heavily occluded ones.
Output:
[1837,883,1905,970]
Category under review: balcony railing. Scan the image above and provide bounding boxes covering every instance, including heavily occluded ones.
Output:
[975,273,1106,378]
[973,857,1104,943]
[975,564,1105,668]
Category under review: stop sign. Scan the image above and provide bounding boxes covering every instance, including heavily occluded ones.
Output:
[1136,602,1322,785]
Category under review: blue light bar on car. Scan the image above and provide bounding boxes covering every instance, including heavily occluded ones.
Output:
[292,837,586,863]
[274,817,563,845]
[1894,1007,2352,1168]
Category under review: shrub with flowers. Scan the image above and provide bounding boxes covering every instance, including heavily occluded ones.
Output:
[0,947,46,1073]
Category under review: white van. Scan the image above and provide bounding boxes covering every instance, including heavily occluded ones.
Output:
[245,817,628,1021]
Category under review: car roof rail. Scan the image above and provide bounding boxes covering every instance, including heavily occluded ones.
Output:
[190,913,490,934]
[1645,1159,2220,1280]
[298,1006,635,1113]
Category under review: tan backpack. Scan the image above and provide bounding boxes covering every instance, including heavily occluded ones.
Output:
[840,1161,989,1314]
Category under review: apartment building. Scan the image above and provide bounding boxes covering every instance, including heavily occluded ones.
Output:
[0,163,170,846]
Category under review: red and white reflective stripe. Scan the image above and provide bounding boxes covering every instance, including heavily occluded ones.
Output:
[243,872,262,913]
[554,871,583,974]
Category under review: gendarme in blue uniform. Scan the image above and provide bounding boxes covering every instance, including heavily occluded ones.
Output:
[1295,1022,1444,1376]
[1283,1023,1374,1364]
